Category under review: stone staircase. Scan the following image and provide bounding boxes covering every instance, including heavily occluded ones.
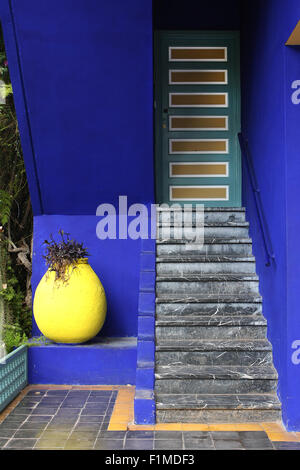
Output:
[154,207,281,423]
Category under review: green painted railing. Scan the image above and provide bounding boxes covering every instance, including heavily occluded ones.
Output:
[0,345,28,412]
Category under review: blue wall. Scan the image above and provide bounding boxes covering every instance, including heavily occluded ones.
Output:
[0,0,154,339]
[1,0,154,214]
[241,0,300,430]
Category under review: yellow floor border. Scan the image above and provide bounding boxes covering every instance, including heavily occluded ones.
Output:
[1,385,299,443]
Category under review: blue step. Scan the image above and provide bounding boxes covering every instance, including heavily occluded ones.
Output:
[28,337,137,385]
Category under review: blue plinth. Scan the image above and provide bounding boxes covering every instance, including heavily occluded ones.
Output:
[28,337,137,385]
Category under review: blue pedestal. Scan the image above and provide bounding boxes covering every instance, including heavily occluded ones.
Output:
[28,337,137,385]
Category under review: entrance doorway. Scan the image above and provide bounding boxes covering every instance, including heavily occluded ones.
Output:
[154,31,241,207]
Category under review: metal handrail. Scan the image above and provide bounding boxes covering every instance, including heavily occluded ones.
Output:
[238,133,275,267]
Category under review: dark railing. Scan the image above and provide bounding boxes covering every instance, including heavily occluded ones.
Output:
[238,133,275,267]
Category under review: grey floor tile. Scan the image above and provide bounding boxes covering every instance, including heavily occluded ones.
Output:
[10,407,34,415]
[64,440,94,450]
[0,438,9,448]
[94,439,124,450]
[211,431,240,440]
[214,440,245,450]
[0,428,17,438]
[35,439,68,449]
[40,431,71,440]
[238,431,269,440]
[69,431,99,441]
[154,440,183,450]
[273,442,300,450]
[5,438,37,449]
[184,437,214,450]
[74,423,101,432]
[99,430,127,439]
[241,440,274,450]
[13,429,43,439]
[78,416,104,423]
[154,431,183,440]
[81,409,106,416]
[183,431,211,439]
[19,423,48,431]
[31,407,57,415]
[127,430,154,439]
[124,439,153,450]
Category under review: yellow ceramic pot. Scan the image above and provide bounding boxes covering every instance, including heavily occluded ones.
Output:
[33,259,107,344]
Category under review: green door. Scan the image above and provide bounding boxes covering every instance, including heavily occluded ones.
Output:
[154,31,241,207]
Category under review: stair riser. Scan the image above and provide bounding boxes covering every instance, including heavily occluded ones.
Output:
[158,226,249,239]
[157,281,260,295]
[156,326,267,340]
[156,303,262,316]
[156,409,281,423]
[155,379,277,394]
[157,262,256,275]
[158,211,246,224]
[157,243,253,256]
[156,350,273,367]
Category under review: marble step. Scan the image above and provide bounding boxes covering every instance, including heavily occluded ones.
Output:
[157,255,256,275]
[157,207,246,224]
[156,337,274,367]
[155,365,278,394]
[156,348,273,367]
[156,315,267,340]
[155,393,281,423]
[156,294,262,317]
[156,338,272,352]
[156,273,260,295]
[157,238,253,256]
[157,222,249,239]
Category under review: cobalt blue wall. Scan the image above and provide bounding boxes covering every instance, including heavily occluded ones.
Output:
[241,0,300,430]
[0,0,154,339]
[1,0,154,214]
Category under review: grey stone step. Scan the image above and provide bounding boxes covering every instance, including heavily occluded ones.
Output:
[157,255,256,275]
[157,207,246,224]
[157,222,249,240]
[156,315,266,326]
[156,273,260,295]
[157,302,262,316]
[155,365,278,394]
[155,393,281,423]
[155,349,273,367]
[156,338,272,352]
[156,393,281,410]
[156,364,278,380]
[157,238,253,256]
[156,408,281,423]
[156,315,267,340]
[156,294,262,318]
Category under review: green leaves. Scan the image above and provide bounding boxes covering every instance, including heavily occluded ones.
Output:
[0,189,12,226]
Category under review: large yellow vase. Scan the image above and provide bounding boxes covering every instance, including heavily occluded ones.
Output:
[33,259,107,344]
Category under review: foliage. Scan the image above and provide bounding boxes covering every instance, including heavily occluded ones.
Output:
[0,25,33,348]
[43,230,89,282]
[3,324,27,354]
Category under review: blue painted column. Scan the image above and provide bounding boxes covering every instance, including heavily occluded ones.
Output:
[283,44,300,430]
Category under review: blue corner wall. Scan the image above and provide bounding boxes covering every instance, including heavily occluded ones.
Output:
[241,0,300,430]
[0,0,154,341]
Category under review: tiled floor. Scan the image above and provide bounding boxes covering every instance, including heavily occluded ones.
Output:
[0,386,299,450]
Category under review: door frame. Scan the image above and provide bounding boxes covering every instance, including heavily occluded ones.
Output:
[154,30,241,207]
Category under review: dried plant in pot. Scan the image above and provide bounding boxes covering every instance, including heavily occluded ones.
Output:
[33,230,107,344]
